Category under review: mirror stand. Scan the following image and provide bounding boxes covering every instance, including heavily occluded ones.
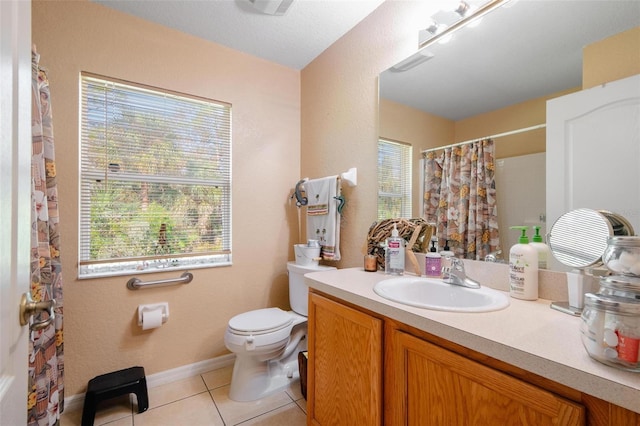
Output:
[550,301,582,317]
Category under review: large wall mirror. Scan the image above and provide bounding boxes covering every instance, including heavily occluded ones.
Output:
[379,0,640,269]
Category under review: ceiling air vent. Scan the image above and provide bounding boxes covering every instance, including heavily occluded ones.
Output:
[248,0,294,16]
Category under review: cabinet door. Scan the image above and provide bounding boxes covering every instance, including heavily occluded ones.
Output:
[307,293,383,426]
[386,329,585,425]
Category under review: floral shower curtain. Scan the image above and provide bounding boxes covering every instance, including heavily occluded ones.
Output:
[423,138,499,260]
[28,50,64,426]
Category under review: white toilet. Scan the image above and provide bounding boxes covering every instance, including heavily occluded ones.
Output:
[224,261,335,402]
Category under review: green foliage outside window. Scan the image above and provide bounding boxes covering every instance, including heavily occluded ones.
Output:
[80,74,231,276]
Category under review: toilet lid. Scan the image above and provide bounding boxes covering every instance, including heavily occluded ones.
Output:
[228,308,292,335]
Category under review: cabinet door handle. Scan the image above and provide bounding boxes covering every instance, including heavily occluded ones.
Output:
[19,292,56,331]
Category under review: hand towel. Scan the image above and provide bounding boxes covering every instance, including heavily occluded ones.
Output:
[306,176,331,216]
[305,176,341,261]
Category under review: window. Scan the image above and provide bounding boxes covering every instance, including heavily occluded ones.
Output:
[79,74,231,278]
[377,139,412,220]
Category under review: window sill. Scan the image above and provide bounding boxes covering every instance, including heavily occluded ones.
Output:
[78,257,232,280]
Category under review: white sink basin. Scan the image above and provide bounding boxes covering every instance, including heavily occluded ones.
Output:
[373,277,510,313]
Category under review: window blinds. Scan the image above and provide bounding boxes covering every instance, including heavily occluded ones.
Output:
[378,139,412,219]
[79,73,232,277]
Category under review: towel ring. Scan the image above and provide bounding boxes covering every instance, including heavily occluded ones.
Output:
[294,179,308,207]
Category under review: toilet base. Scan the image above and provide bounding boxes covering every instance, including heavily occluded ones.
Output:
[228,337,306,402]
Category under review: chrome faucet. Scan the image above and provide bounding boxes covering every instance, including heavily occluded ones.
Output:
[484,249,504,263]
[442,257,481,289]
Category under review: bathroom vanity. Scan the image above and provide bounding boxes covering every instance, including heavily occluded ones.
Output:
[304,267,640,425]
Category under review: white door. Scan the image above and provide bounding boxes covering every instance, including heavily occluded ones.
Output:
[0,1,32,424]
[546,74,640,271]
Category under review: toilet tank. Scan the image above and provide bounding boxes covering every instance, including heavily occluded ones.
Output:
[287,261,336,316]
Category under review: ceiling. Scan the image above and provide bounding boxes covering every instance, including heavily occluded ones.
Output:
[92,0,385,70]
[380,1,640,121]
[89,0,640,120]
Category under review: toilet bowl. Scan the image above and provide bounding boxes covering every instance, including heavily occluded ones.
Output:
[224,261,335,402]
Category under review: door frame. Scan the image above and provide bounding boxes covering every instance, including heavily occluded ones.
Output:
[0,1,32,424]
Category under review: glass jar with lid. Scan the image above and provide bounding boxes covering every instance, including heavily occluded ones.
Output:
[602,236,640,276]
[580,293,640,372]
[598,275,640,300]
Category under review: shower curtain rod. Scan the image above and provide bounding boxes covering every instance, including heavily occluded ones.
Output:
[420,123,546,154]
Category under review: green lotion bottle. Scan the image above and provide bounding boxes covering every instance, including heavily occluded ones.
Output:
[530,225,550,269]
[509,226,538,300]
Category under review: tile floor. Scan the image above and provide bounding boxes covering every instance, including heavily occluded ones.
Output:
[60,364,307,425]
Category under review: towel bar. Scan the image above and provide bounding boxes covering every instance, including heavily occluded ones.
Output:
[340,167,357,187]
[126,272,193,290]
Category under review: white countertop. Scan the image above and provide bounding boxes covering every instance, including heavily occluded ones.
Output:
[305,267,640,413]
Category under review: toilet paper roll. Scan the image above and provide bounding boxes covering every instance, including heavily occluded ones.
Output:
[141,308,164,330]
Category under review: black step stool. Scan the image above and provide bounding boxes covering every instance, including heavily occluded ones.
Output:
[81,366,149,426]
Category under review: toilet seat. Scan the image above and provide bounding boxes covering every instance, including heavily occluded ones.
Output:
[228,308,293,336]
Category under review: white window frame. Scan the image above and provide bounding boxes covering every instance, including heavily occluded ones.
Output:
[377,138,412,220]
[79,73,232,278]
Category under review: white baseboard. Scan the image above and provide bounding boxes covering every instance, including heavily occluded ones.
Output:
[63,354,236,413]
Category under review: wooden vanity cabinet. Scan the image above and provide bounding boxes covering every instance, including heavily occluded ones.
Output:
[308,290,640,426]
[307,292,383,425]
[385,327,585,425]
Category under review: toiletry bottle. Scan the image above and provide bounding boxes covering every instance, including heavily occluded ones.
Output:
[509,226,539,300]
[530,225,550,269]
[385,224,405,275]
[425,238,442,277]
[440,239,454,258]
[439,239,454,271]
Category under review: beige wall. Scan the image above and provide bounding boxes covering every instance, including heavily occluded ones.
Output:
[33,0,300,396]
[583,27,640,89]
[379,98,454,149]
[379,84,569,159]
[454,87,577,159]
[301,1,426,266]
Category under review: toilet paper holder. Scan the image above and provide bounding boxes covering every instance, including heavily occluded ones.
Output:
[137,303,169,327]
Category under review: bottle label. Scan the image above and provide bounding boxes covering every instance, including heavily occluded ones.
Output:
[538,251,547,269]
[509,253,525,293]
[425,256,441,276]
[386,239,404,273]
[617,330,640,364]
[509,251,537,299]
[389,248,403,269]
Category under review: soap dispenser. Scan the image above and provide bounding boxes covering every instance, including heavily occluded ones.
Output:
[440,239,454,258]
[509,226,539,300]
[438,239,454,273]
[530,226,550,269]
[385,224,404,275]
[425,238,442,277]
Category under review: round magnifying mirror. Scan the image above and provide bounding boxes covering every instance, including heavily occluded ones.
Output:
[548,208,634,269]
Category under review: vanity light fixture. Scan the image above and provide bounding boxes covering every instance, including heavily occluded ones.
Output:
[419,0,511,49]
[426,20,446,36]
[247,0,294,15]
[455,1,472,18]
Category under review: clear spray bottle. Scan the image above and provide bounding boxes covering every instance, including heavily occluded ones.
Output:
[385,224,405,275]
